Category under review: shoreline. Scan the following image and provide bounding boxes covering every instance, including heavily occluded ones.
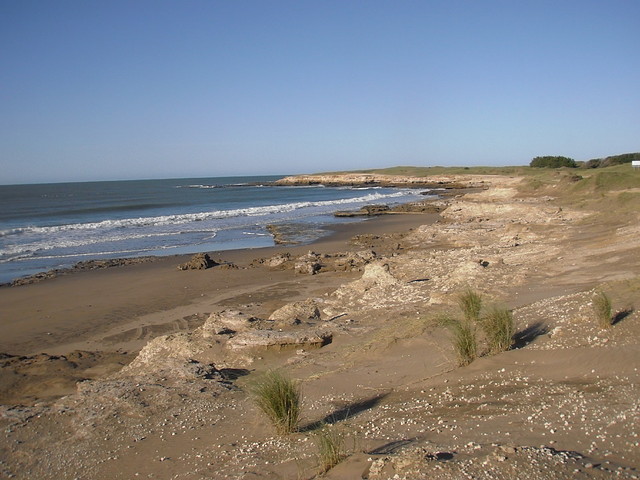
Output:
[0,209,440,356]
[0,180,456,287]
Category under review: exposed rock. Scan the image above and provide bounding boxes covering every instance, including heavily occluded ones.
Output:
[227,329,332,350]
[201,310,260,336]
[218,262,239,270]
[268,299,322,326]
[177,253,218,270]
[333,250,377,271]
[121,332,205,373]
[335,204,390,217]
[5,257,156,287]
[335,201,444,217]
[266,252,291,267]
[295,251,323,275]
[274,173,486,189]
[357,262,401,290]
[253,250,377,274]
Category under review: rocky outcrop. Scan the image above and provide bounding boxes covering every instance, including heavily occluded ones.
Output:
[201,310,262,336]
[5,257,156,287]
[335,201,444,217]
[252,249,377,274]
[335,204,391,217]
[227,329,332,350]
[268,298,322,326]
[274,173,484,189]
[295,251,323,275]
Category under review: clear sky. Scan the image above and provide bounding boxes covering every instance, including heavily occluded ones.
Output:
[1,0,638,184]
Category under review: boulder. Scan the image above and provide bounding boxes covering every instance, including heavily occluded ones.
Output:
[177,253,218,270]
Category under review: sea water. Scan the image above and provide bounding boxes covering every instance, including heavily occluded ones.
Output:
[0,176,428,283]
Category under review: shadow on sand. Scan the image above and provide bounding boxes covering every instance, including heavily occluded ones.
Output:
[301,393,388,432]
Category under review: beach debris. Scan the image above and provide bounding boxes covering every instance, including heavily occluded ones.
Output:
[177,253,218,270]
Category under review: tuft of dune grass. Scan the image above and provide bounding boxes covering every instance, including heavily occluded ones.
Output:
[457,288,483,323]
[592,290,613,329]
[480,306,515,354]
[250,370,302,435]
[315,425,347,473]
[440,314,477,367]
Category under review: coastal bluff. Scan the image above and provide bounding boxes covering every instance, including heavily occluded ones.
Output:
[274,173,489,189]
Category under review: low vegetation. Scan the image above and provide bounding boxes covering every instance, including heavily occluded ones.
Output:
[583,152,640,168]
[442,290,516,366]
[439,314,477,367]
[592,290,613,329]
[458,288,482,323]
[480,306,516,354]
[314,425,347,474]
[250,370,302,435]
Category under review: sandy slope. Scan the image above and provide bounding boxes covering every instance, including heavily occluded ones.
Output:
[1,173,639,479]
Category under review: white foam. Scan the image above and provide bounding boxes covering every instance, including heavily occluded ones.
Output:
[0,190,421,262]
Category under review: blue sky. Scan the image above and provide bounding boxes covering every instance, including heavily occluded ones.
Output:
[1,0,638,184]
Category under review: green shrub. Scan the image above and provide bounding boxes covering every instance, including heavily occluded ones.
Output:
[530,156,577,168]
[481,306,515,354]
[457,288,483,323]
[315,425,346,473]
[592,291,612,329]
[251,370,302,435]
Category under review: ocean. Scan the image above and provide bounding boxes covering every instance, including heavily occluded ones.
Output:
[0,175,427,284]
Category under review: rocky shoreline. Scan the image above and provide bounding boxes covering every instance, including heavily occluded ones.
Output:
[273,172,486,189]
[1,171,639,479]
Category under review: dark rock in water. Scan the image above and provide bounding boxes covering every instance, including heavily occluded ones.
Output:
[177,253,218,270]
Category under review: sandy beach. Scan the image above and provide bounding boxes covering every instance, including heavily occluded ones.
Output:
[0,211,439,357]
[1,170,639,479]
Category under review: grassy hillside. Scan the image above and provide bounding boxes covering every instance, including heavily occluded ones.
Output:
[514,164,640,221]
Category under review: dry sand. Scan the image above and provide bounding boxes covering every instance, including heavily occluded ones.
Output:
[0,174,639,479]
